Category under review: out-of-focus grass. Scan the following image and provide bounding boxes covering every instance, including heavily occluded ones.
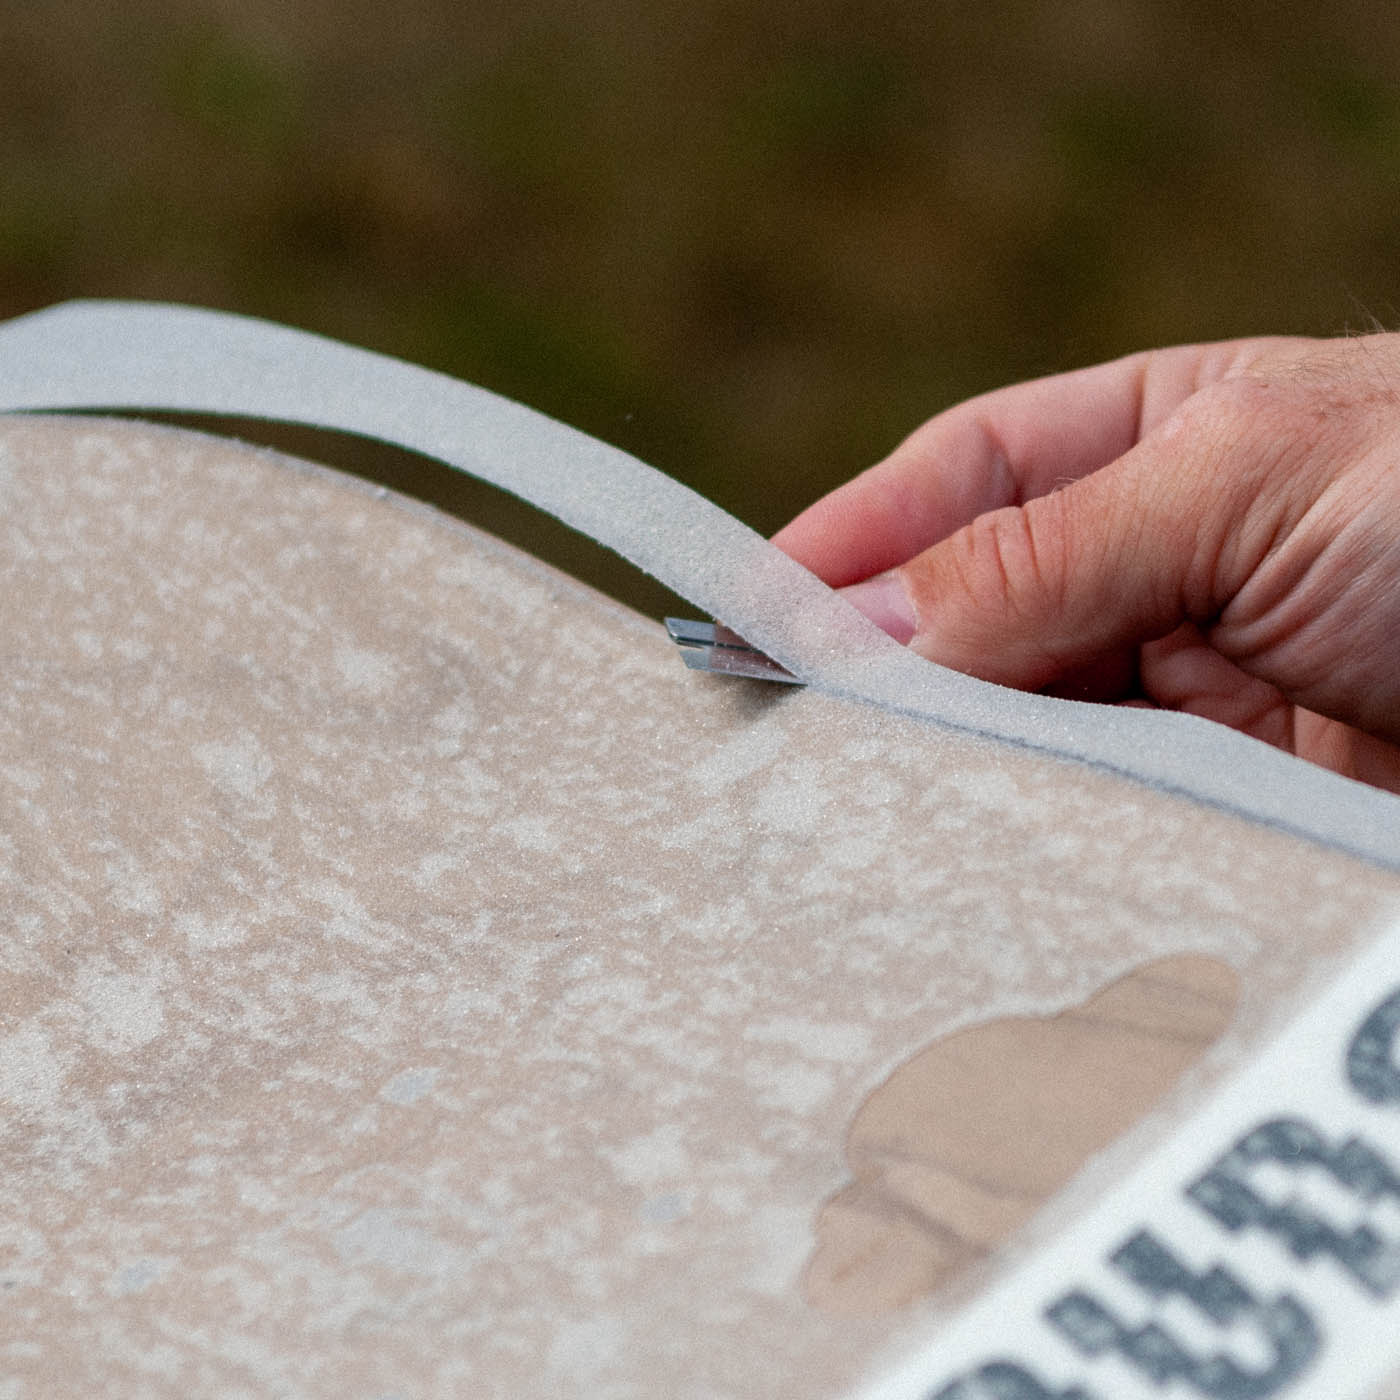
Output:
[3,0,1400,613]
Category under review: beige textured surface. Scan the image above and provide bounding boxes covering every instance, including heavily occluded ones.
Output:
[806,954,1240,1317]
[2,416,1398,1398]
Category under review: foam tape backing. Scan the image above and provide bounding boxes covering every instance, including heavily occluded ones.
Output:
[0,302,1394,868]
[0,300,1394,870]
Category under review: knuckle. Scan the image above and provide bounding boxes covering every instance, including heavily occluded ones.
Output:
[1184,373,1294,445]
[957,504,1065,626]
[1166,351,1385,615]
[1202,338,1397,448]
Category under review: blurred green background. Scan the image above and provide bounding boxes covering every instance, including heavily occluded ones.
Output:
[3,0,1399,615]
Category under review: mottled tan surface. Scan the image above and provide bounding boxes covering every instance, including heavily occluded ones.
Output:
[2,417,1398,1398]
[806,954,1239,1317]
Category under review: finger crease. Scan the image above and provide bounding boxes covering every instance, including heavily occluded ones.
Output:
[975,414,1020,507]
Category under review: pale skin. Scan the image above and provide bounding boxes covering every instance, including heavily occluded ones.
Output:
[772,334,1400,794]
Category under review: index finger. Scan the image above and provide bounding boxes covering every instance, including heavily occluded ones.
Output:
[772,336,1303,588]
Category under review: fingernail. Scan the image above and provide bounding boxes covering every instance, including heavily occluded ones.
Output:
[838,571,917,645]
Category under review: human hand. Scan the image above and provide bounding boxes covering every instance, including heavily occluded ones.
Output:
[772,335,1400,793]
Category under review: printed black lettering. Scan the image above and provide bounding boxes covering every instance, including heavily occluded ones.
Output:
[930,1360,1098,1400]
[1046,1229,1319,1399]
[1188,1117,1400,1298]
[1348,987,1400,1105]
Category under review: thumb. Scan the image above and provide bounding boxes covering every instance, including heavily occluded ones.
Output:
[838,441,1214,692]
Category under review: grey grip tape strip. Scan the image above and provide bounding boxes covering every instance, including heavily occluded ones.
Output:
[0,300,1396,869]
